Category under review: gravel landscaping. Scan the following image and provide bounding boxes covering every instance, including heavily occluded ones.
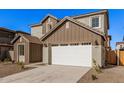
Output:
[0,62,35,78]
[78,65,124,83]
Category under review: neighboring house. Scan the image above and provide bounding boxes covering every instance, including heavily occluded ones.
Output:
[116,38,124,66]
[11,33,42,64]
[116,42,124,50]
[0,27,15,61]
[0,27,30,62]
[31,10,111,67]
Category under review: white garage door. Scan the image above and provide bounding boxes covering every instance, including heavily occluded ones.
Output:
[52,45,92,67]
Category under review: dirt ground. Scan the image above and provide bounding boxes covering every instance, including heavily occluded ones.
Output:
[78,65,124,83]
[0,62,34,78]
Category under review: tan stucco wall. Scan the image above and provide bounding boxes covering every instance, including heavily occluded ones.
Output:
[31,26,43,38]
[74,14,105,34]
[43,47,48,64]
[92,45,105,67]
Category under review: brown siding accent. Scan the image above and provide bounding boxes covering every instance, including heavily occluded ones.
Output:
[29,43,42,62]
[43,21,103,45]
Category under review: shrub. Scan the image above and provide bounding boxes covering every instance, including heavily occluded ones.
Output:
[91,74,98,80]
[17,61,25,69]
[4,57,11,62]
[92,59,102,74]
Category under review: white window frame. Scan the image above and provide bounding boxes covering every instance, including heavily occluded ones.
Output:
[90,16,101,29]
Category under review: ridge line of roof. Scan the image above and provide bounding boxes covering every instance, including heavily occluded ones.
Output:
[71,9,108,18]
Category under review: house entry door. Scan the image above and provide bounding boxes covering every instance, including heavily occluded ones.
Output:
[18,45,25,62]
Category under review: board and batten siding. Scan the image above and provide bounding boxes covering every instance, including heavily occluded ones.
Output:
[29,43,42,62]
[43,21,104,45]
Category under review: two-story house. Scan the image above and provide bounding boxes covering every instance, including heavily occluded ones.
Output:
[29,10,110,67]
[12,10,110,67]
[0,27,15,61]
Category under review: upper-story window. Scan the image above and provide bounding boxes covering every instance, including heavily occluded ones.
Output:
[91,16,100,28]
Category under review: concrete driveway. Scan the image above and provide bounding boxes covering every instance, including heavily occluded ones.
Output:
[0,65,91,83]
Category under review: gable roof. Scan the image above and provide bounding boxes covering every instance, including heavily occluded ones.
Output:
[23,34,41,44]
[30,14,59,27]
[71,10,108,18]
[40,14,58,23]
[0,27,16,33]
[41,16,106,41]
[16,30,30,35]
[11,34,41,44]
[30,23,42,27]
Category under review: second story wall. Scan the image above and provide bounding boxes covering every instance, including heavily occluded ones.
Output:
[73,13,107,35]
[31,25,43,38]
[31,16,58,38]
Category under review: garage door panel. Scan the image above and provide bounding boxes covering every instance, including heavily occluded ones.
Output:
[52,45,92,67]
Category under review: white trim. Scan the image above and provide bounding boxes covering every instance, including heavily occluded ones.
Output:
[19,34,29,43]
[66,22,69,29]
[89,15,101,29]
[17,43,25,63]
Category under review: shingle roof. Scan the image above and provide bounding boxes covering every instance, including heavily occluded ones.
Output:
[0,27,16,33]
[71,10,108,18]
[11,34,41,44]
[30,14,59,27]
[40,14,58,23]
[23,34,41,44]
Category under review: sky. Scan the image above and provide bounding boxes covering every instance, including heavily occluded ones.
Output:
[0,9,124,49]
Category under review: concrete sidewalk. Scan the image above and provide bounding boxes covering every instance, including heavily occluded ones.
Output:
[0,65,90,83]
